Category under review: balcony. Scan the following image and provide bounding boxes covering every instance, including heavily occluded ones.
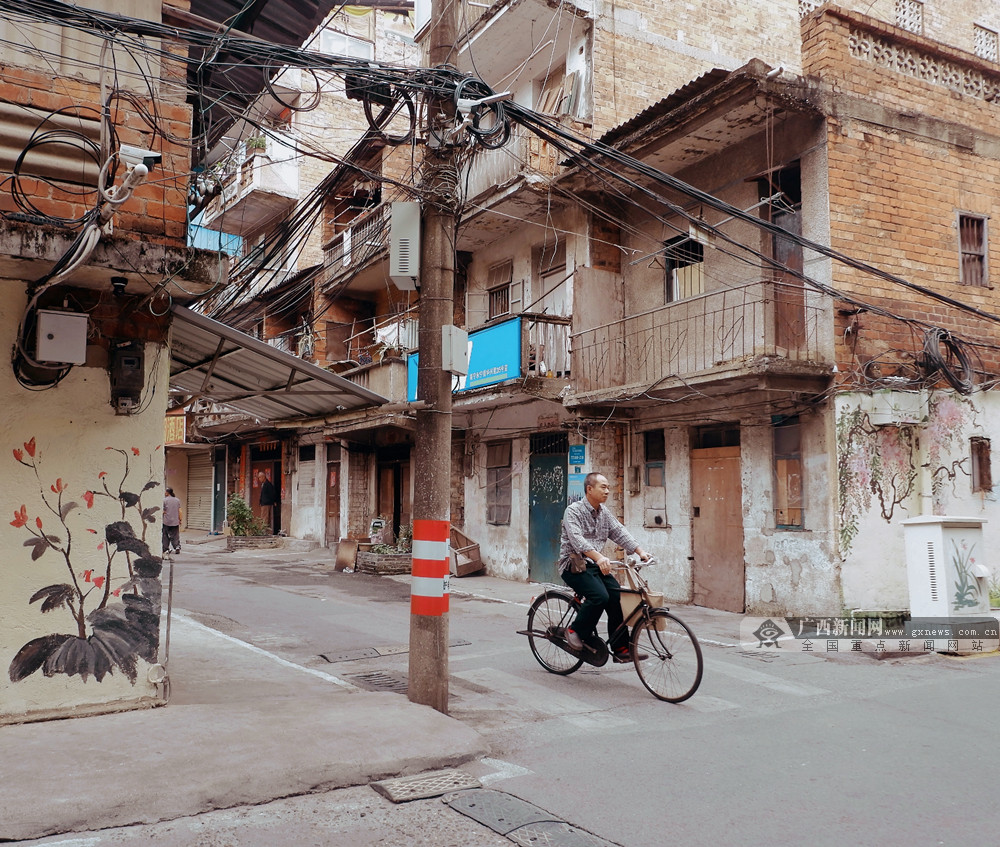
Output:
[406,313,572,402]
[461,126,564,203]
[570,280,832,404]
[201,132,299,237]
[322,203,389,293]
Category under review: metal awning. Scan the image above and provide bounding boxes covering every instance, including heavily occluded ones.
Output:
[169,305,387,421]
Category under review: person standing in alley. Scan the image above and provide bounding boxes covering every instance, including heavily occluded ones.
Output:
[162,487,182,555]
[258,470,277,533]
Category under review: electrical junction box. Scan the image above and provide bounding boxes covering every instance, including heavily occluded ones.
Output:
[442,324,469,376]
[389,201,420,290]
[36,309,88,364]
[903,515,989,617]
[869,389,927,426]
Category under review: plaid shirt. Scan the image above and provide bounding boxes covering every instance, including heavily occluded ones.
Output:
[558,498,638,574]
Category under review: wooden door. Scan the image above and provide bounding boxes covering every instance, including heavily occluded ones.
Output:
[325,460,340,544]
[691,445,745,612]
[773,206,805,353]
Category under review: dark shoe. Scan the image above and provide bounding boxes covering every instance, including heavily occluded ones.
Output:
[613,649,649,663]
[564,627,584,651]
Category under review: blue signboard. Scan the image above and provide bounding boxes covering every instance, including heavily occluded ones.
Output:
[408,317,521,401]
[567,473,586,504]
[568,444,585,466]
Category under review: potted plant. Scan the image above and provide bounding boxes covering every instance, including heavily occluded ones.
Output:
[355,521,413,575]
[225,494,279,551]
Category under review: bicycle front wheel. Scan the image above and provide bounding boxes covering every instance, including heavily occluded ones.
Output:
[527,591,584,675]
[632,611,703,702]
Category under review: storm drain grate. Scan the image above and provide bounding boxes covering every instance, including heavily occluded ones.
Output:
[371,769,481,803]
[345,670,409,693]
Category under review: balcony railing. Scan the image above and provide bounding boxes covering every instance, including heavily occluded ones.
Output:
[323,203,389,288]
[523,312,571,377]
[346,308,419,364]
[201,132,299,236]
[461,126,564,202]
[571,280,827,396]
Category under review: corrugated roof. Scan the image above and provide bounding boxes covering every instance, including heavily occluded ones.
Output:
[597,67,733,148]
[169,304,386,421]
[186,1,342,147]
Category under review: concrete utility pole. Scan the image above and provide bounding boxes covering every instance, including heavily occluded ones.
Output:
[408,0,458,713]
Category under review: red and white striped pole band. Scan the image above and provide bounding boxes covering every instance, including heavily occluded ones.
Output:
[410,519,450,616]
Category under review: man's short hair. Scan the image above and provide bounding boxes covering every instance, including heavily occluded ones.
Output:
[584,472,604,492]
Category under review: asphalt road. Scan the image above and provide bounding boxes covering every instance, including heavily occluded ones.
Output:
[21,542,1000,846]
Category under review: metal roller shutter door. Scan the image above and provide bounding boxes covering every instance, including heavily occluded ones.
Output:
[187,451,214,531]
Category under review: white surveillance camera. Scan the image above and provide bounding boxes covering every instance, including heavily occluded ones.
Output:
[119,145,162,171]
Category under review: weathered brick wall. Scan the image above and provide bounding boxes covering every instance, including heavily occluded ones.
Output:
[589,0,1000,137]
[804,9,1000,381]
[0,26,191,249]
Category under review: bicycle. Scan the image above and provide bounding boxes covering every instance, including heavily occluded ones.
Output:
[518,556,703,702]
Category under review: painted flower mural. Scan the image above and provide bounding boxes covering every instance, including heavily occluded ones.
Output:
[8,440,162,685]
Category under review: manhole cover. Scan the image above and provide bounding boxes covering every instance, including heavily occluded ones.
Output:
[508,821,618,847]
[445,789,556,835]
[345,670,409,693]
[318,647,380,663]
[371,769,480,803]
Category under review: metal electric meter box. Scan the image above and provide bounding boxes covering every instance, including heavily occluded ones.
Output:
[35,309,88,364]
[389,201,420,290]
[903,516,989,617]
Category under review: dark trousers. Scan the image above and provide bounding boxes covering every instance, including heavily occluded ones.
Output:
[162,524,180,553]
[562,562,627,652]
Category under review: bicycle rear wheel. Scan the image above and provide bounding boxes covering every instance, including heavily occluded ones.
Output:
[632,611,703,702]
[527,591,584,675]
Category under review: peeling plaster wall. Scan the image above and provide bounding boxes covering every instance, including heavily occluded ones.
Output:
[743,414,839,615]
[463,428,530,581]
[0,286,169,722]
[837,389,1000,613]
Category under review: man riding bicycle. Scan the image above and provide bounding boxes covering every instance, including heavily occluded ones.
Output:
[558,471,650,663]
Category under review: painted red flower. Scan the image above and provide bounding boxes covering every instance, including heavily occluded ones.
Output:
[10,505,27,528]
[23,437,36,458]
[92,576,105,589]
[97,542,104,551]
[12,448,23,462]
[50,478,67,494]
[86,528,97,534]
[112,588,121,597]
[83,570,93,582]
[131,447,140,456]
[82,491,94,508]
[98,471,107,479]
[35,516,43,529]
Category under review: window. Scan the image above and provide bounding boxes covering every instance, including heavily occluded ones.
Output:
[644,430,665,487]
[972,437,993,493]
[299,445,316,463]
[320,28,374,60]
[487,260,514,320]
[959,214,988,287]
[664,237,704,303]
[975,25,999,63]
[895,0,923,36]
[486,441,512,525]
[773,416,804,528]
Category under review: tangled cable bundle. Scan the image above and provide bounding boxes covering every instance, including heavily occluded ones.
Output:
[922,328,975,395]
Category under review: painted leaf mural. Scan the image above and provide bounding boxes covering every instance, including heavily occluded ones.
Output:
[8,441,162,684]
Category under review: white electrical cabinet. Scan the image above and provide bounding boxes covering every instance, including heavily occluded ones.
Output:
[35,309,88,364]
[903,516,989,617]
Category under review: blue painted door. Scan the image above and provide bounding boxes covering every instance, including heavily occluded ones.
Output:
[528,435,568,584]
